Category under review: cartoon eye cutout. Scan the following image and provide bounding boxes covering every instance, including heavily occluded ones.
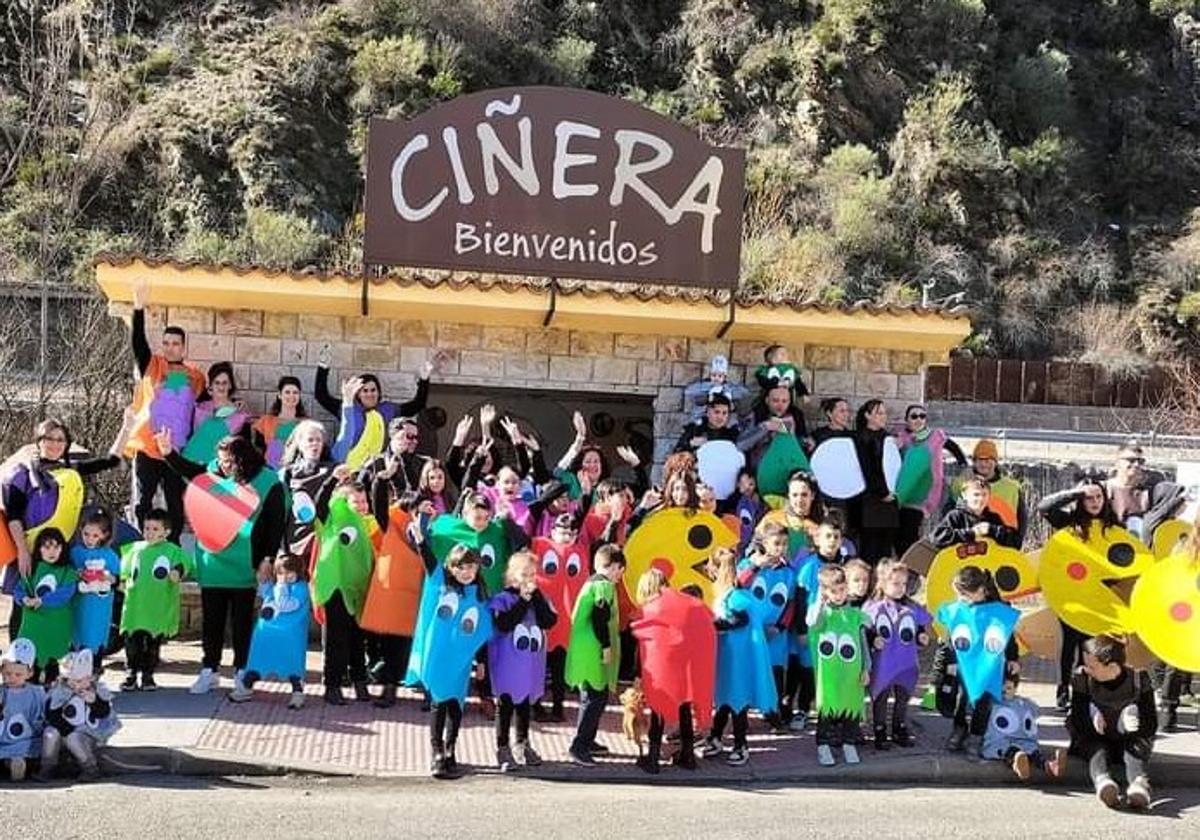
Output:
[513,624,532,651]
[152,555,172,580]
[837,633,858,662]
[529,626,544,653]
[291,491,315,525]
[751,579,767,601]
[767,365,782,382]
[34,573,57,598]
[63,697,87,725]
[337,526,358,547]
[480,544,497,569]
[768,581,789,608]
[566,553,583,577]
[983,623,1007,654]
[817,631,837,659]
[85,706,100,730]
[459,606,479,635]
[4,714,29,740]
[1022,710,1037,734]
[992,712,1016,734]
[897,614,917,644]
[435,590,460,619]
[951,623,973,652]
[874,612,893,641]
[260,604,277,620]
[541,550,560,576]
[739,508,755,530]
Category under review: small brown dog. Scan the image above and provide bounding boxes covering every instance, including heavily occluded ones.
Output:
[620,680,649,756]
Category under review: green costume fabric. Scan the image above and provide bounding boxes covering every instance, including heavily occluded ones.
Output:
[119,540,193,638]
[17,561,78,667]
[428,515,510,595]
[895,434,934,508]
[182,405,241,464]
[193,465,281,588]
[809,604,868,721]
[756,433,810,498]
[564,578,620,692]
[310,497,374,617]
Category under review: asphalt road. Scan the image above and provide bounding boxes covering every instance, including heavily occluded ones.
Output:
[2,775,1197,839]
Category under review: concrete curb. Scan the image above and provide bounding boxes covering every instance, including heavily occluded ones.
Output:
[102,743,1200,789]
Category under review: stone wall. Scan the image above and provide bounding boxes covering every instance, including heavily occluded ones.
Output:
[113,303,943,476]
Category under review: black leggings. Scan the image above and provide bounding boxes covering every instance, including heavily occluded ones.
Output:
[430,699,463,752]
[547,647,567,709]
[323,591,366,687]
[648,704,695,761]
[896,508,925,557]
[377,633,413,686]
[201,587,256,671]
[871,685,912,732]
[496,694,531,748]
[125,630,163,676]
[1059,621,1088,689]
[711,705,749,750]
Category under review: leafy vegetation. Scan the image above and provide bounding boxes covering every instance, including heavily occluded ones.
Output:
[3,0,1200,367]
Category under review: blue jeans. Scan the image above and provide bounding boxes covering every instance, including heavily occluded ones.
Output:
[570,687,608,755]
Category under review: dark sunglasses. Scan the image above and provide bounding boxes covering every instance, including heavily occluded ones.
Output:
[908,412,928,420]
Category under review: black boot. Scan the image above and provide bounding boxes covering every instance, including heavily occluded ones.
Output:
[892,724,913,748]
[373,684,398,709]
[874,726,891,750]
[353,680,371,702]
[1055,684,1070,711]
[324,684,347,706]
[945,725,967,752]
[444,744,460,778]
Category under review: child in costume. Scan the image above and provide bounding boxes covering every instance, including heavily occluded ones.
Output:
[565,544,625,766]
[844,558,872,608]
[70,509,121,668]
[932,476,1020,550]
[531,513,588,722]
[231,554,311,709]
[792,517,851,733]
[736,522,800,732]
[1066,634,1157,810]
[683,354,747,424]
[630,569,716,774]
[38,648,120,781]
[864,559,930,749]
[0,638,45,781]
[15,528,78,683]
[705,548,775,766]
[980,693,1065,781]
[488,550,557,771]
[809,564,870,766]
[933,565,1021,752]
[408,544,492,779]
[732,468,763,557]
[119,510,192,691]
[752,344,810,436]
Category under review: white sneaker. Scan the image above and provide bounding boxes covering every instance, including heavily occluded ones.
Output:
[843,744,861,765]
[1126,776,1152,810]
[229,683,253,703]
[788,712,809,733]
[288,691,305,710]
[189,667,218,695]
[817,744,836,766]
[700,736,722,758]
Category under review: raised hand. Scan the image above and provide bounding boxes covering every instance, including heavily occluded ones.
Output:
[616,445,640,467]
[341,376,363,403]
[132,278,149,310]
[453,414,474,446]
[572,411,587,441]
[479,403,496,429]
[499,417,522,446]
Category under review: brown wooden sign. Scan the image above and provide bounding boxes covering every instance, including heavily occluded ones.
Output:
[363,87,745,289]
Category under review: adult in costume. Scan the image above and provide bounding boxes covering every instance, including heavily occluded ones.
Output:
[894,404,965,555]
[158,429,285,696]
[314,350,434,471]
[854,399,900,563]
[126,279,208,541]
[181,362,250,465]
[252,375,306,470]
[276,419,336,560]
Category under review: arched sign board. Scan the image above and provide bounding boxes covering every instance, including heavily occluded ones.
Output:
[363,87,745,290]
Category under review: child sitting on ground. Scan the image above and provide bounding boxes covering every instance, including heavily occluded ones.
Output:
[0,638,44,781]
[38,648,120,781]
[980,693,1065,781]
[1066,634,1157,810]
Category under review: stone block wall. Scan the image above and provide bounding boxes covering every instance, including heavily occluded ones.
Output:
[114,303,942,478]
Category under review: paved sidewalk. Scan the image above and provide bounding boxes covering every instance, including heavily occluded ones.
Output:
[91,640,1200,786]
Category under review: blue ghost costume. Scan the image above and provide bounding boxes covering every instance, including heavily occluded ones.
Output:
[407,575,493,703]
[45,681,121,743]
[936,600,1020,705]
[0,683,46,759]
[245,581,311,683]
[980,695,1042,760]
[736,557,798,669]
[70,544,121,654]
[713,587,777,714]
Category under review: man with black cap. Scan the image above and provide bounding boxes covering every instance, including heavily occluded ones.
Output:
[673,389,740,453]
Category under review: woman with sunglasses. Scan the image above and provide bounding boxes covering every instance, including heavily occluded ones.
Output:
[894,404,966,555]
[2,412,134,638]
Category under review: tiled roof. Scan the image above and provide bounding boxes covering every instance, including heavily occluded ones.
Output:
[91,252,970,319]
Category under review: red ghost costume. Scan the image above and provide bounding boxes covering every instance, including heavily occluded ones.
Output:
[631,588,717,727]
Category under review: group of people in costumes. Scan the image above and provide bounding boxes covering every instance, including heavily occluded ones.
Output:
[0,282,1196,804]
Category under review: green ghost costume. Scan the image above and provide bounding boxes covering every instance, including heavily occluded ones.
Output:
[119,541,193,638]
[310,497,374,618]
[16,560,78,667]
[429,515,510,595]
[565,577,620,692]
[810,604,868,721]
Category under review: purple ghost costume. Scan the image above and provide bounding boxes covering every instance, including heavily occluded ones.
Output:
[864,597,931,699]
[150,371,200,449]
[486,590,547,704]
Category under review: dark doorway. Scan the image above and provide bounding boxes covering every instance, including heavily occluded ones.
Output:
[419,384,655,470]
